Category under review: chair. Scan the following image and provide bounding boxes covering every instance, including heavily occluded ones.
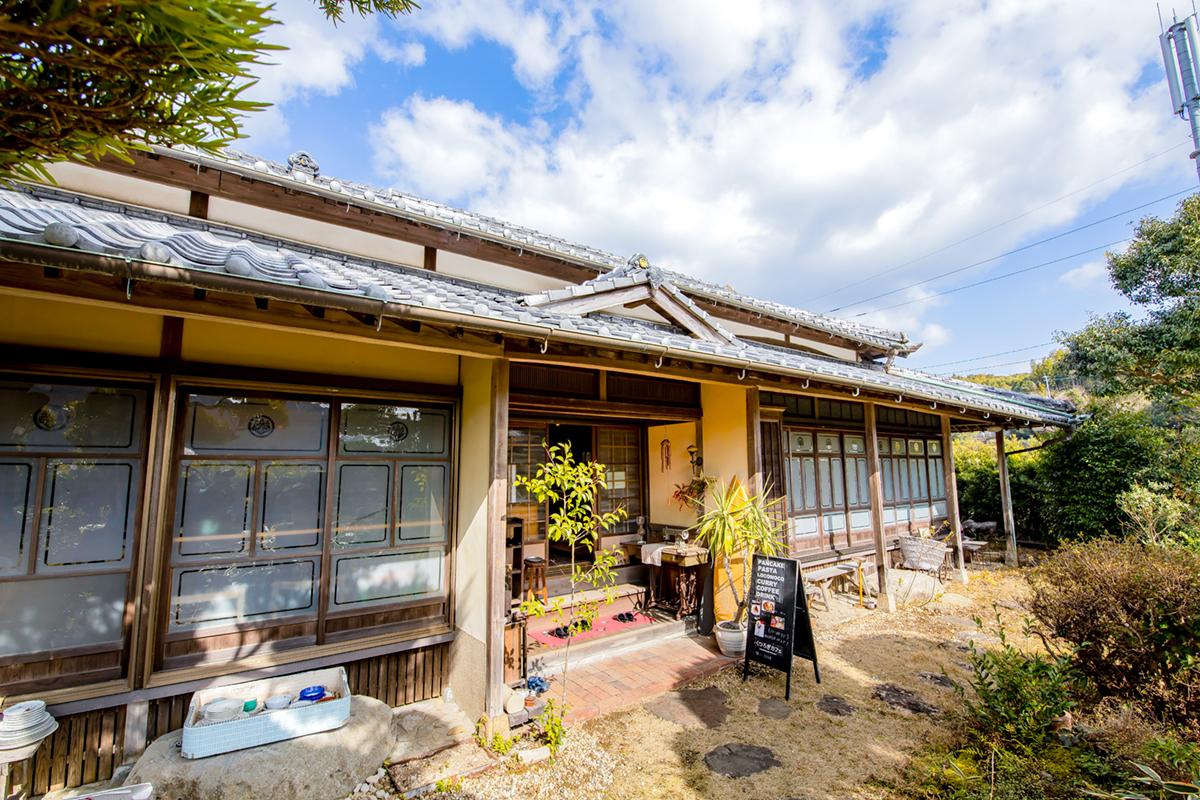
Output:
[522,556,547,603]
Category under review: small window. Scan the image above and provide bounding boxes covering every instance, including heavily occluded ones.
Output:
[908,439,925,455]
[927,440,942,456]
[788,431,813,453]
[843,435,865,455]
[817,434,841,454]
[891,438,906,456]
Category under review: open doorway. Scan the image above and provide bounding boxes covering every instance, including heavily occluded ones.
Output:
[547,423,596,568]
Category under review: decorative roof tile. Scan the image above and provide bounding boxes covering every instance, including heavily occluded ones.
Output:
[0,185,1074,425]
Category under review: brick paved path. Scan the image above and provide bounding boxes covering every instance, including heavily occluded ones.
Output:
[542,635,738,722]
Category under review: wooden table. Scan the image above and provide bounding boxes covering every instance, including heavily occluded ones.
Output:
[652,545,709,619]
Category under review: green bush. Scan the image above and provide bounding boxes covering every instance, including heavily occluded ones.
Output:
[1039,406,1168,543]
[959,620,1077,753]
[1028,540,1200,736]
[953,435,1046,539]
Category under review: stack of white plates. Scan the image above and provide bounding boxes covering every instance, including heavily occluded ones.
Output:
[0,700,58,749]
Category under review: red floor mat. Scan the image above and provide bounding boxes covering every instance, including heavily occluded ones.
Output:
[527,611,656,649]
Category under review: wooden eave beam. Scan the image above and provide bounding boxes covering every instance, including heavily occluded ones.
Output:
[535,283,650,315]
[0,260,504,358]
[688,296,892,357]
[649,285,728,345]
[98,152,597,284]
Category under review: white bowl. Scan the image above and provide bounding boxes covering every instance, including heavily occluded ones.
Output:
[201,698,242,723]
[265,694,291,710]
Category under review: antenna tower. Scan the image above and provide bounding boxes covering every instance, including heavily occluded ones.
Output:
[1161,10,1200,181]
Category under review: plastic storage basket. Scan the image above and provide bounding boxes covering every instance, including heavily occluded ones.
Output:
[181,666,351,759]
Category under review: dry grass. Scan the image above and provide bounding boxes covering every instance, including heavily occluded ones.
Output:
[586,567,1036,800]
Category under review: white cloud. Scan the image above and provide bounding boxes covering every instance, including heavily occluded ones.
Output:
[1059,259,1110,289]
[291,0,1181,346]
[240,0,410,143]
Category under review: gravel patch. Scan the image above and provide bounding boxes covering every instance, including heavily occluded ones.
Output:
[424,730,615,800]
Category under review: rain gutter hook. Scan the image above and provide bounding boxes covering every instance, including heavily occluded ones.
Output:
[539,336,549,354]
[738,368,747,380]
[654,354,664,369]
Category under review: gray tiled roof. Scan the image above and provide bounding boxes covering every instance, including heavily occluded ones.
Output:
[158,146,915,354]
[0,185,1075,425]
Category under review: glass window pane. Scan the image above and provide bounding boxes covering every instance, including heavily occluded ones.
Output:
[40,460,134,570]
[891,438,906,456]
[818,458,832,509]
[0,573,127,658]
[830,457,844,507]
[339,404,448,456]
[788,432,813,453]
[260,463,325,552]
[823,512,846,532]
[334,464,390,548]
[817,434,841,454]
[0,461,33,574]
[332,549,444,608]
[843,435,865,455]
[802,458,817,511]
[176,462,252,558]
[169,559,317,631]
[930,457,946,498]
[185,396,328,455]
[844,459,859,506]
[928,440,942,456]
[908,439,924,455]
[790,515,818,535]
[399,465,446,543]
[856,459,869,505]
[881,459,894,502]
[850,510,872,530]
[0,383,142,452]
[898,459,911,500]
[786,457,802,514]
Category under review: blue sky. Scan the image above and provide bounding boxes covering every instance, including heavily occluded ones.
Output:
[239,0,1193,378]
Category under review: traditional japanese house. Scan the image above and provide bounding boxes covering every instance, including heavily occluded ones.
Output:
[0,148,1075,795]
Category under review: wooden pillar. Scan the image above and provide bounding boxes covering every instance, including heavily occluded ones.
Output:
[996,430,1018,566]
[942,416,968,584]
[121,701,149,765]
[485,359,510,727]
[864,405,895,611]
[746,387,763,494]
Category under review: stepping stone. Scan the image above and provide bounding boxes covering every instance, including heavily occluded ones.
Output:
[937,615,978,629]
[644,687,728,729]
[872,683,939,715]
[704,743,781,778]
[918,672,957,689]
[757,697,792,720]
[816,695,855,717]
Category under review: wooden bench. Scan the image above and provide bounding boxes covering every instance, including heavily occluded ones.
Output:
[801,564,856,611]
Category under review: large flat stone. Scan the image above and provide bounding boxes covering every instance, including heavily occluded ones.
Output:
[703,743,781,778]
[125,696,392,800]
[644,687,728,729]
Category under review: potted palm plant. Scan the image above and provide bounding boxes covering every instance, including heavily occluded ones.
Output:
[689,478,784,657]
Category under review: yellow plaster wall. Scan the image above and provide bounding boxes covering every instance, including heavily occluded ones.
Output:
[700,382,751,622]
[180,318,459,384]
[647,421,700,528]
[0,293,163,357]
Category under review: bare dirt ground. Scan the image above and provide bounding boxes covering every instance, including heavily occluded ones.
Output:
[587,567,1035,800]
[426,567,1036,800]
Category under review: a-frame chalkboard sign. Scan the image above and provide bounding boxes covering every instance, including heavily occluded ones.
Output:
[742,554,820,699]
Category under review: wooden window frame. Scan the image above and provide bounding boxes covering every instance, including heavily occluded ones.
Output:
[0,370,158,699]
[152,376,457,680]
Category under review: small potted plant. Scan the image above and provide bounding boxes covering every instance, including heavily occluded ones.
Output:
[689,478,784,657]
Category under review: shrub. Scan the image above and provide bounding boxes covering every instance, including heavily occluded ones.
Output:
[1039,406,1168,543]
[1028,540,1200,735]
[1118,483,1197,549]
[959,618,1077,753]
[953,434,1047,539]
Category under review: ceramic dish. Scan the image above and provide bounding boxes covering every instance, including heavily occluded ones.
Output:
[265,694,291,710]
[201,698,242,723]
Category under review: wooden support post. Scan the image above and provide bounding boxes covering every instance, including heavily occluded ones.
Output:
[485,359,510,730]
[865,405,895,612]
[121,701,149,765]
[996,430,1018,566]
[942,416,968,584]
[747,387,763,494]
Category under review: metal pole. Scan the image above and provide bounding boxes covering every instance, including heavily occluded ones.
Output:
[1172,23,1200,181]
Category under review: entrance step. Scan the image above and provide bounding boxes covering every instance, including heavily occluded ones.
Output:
[532,612,697,676]
[545,563,647,598]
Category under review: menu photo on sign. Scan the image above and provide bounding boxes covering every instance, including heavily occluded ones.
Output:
[742,554,820,700]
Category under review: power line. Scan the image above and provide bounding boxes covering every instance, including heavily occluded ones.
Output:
[855,237,1132,317]
[805,139,1193,306]
[936,357,1053,375]
[919,341,1057,370]
[829,186,1196,313]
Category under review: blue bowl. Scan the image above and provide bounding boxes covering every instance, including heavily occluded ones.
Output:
[298,686,325,702]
